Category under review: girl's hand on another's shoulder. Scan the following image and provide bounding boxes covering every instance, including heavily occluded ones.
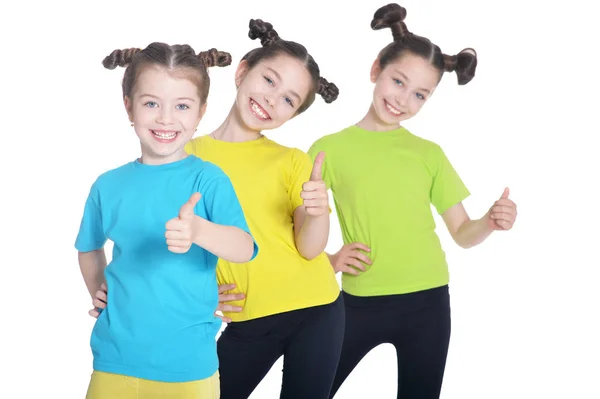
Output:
[328,243,372,275]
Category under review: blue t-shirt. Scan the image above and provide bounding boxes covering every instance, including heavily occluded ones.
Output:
[75,155,258,382]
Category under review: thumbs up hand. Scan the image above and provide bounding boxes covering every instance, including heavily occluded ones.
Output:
[301,151,328,217]
[486,187,517,231]
[165,192,202,253]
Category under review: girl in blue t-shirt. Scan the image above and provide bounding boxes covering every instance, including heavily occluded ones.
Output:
[76,42,258,399]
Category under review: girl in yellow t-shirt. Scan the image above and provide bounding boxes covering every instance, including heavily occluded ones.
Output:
[308,4,518,399]
[185,19,344,399]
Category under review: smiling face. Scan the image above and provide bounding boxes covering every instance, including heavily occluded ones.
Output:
[124,66,206,165]
[370,51,440,127]
[233,54,314,131]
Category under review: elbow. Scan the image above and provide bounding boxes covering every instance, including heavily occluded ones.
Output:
[236,233,257,263]
[298,245,325,261]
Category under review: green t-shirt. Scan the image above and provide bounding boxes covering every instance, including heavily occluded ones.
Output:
[308,125,470,296]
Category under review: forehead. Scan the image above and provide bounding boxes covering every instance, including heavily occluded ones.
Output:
[255,54,313,93]
[385,53,440,89]
[134,65,201,100]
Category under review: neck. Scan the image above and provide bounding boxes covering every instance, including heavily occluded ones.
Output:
[211,103,263,142]
[356,104,402,132]
[139,147,187,166]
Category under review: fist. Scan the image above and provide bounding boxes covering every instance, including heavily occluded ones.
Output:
[165,192,202,253]
[487,187,517,231]
[302,151,328,216]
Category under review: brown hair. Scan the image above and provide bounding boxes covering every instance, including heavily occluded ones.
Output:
[102,42,232,104]
[240,19,339,114]
[372,3,477,85]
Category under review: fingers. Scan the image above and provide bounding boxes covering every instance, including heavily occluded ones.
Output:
[88,308,100,318]
[301,181,327,195]
[214,312,232,324]
[95,289,107,303]
[218,283,237,294]
[494,219,513,230]
[500,187,510,199]
[339,265,361,275]
[348,242,371,252]
[217,303,243,313]
[493,199,516,208]
[219,292,245,302]
[165,218,189,233]
[168,245,190,254]
[345,258,367,272]
[310,151,325,181]
[93,298,106,309]
[179,192,202,220]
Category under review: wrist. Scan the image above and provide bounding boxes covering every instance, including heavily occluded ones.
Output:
[192,215,210,247]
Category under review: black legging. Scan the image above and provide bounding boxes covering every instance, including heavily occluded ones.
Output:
[217,293,345,399]
[331,285,451,399]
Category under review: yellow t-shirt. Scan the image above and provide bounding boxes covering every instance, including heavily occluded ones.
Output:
[185,135,340,322]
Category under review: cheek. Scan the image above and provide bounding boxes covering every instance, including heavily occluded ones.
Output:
[408,98,426,114]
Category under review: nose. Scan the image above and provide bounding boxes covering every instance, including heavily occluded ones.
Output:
[156,108,174,125]
[264,94,275,108]
[395,90,410,108]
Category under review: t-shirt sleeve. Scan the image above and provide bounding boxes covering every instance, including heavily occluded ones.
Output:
[201,176,259,260]
[288,149,314,211]
[430,145,470,215]
[307,139,332,190]
[184,137,197,156]
[75,182,107,252]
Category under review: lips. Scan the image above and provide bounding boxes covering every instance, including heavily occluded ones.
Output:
[249,98,271,120]
[384,100,404,117]
[150,129,179,142]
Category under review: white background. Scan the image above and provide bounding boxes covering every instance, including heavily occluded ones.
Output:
[1,0,599,398]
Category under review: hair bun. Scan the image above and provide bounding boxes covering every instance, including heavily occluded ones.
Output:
[199,48,233,68]
[317,77,339,103]
[102,48,142,69]
[444,48,477,85]
[371,3,408,41]
[248,19,280,46]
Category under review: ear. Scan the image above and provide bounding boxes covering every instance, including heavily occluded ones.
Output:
[370,59,381,83]
[234,60,250,88]
[124,96,134,122]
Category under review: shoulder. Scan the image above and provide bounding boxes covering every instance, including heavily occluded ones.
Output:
[93,161,137,189]
[310,126,355,152]
[187,155,230,180]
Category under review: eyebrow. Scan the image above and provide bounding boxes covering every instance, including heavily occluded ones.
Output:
[139,94,196,102]
[266,67,302,103]
[395,70,431,94]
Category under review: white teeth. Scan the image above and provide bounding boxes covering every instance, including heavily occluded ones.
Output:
[385,101,402,115]
[250,100,269,119]
[153,131,177,139]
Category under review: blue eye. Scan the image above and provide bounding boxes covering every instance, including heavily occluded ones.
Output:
[415,93,425,100]
[285,97,294,107]
[264,76,274,86]
[144,101,158,108]
[176,104,189,110]
[393,79,403,86]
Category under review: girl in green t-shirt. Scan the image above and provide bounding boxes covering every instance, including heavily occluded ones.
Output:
[308,4,518,398]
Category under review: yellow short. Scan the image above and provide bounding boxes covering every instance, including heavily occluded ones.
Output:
[85,370,220,399]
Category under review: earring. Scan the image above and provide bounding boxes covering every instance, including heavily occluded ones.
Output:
[130,123,134,127]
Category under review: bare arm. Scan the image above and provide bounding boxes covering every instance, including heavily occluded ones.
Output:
[442,203,494,249]
[442,189,518,249]
[79,249,107,299]
[193,216,255,263]
[293,206,330,260]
